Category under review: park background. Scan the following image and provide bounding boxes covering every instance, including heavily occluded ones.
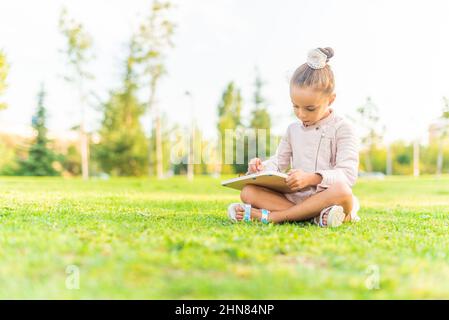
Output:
[0,0,449,299]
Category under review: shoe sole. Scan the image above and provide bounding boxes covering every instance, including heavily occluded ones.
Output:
[327,206,345,228]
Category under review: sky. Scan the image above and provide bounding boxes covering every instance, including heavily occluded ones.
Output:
[0,0,448,144]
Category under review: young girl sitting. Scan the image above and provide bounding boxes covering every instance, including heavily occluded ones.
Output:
[227,47,360,228]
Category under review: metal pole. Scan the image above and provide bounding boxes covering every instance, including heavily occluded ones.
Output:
[185,91,194,181]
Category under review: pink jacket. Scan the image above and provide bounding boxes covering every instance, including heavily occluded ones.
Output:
[262,108,359,193]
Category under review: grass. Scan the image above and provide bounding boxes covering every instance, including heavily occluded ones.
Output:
[1,175,449,299]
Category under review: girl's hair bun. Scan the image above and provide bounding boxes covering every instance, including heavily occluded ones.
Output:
[318,47,334,62]
[291,47,336,94]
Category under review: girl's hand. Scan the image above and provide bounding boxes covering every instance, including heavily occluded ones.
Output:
[248,158,264,174]
[285,169,312,191]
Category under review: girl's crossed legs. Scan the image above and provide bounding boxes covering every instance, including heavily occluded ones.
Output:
[235,181,354,224]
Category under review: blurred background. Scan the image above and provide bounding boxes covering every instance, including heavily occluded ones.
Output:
[0,0,448,179]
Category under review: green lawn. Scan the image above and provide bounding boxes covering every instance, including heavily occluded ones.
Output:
[1,175,449,299]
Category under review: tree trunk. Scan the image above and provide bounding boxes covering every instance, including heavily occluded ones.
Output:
[365,148,372,172]
[187,125,194,180]
[187,96,195,180]
[413,139,420,177]
[437,138,444,176]
[147,134,154,177]
[386,143,392,175]
[80,126,89,180]
[155,110,163,179]
[215,135,222,177]
[147,80,161,178]
[79,85,89,180]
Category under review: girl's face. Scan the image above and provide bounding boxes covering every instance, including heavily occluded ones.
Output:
[290,85,336,126]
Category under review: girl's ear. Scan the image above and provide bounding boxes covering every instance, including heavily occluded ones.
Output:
[328,93,336,106]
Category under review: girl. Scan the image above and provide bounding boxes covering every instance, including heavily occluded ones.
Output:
[227,47,360,227]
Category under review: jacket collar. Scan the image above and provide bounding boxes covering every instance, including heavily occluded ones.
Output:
[300,108,335,130]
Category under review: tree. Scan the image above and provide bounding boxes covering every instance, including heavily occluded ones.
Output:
[185,91,195,180]
[391,141,413,175]
[436,96,449,175]
[353,97,384,172]
[59,8,94,180]
[217,82,242,174]
[95,38,148,176]
[249,68,271,159]
[134,1,175,178]
[0,50,9,110]
[18,85,59,176]
[148,114,176,175]
[61,144,81,176]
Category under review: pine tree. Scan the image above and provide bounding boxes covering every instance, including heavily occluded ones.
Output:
[19,85,59,176]
[249,69,271,161]
[134,1,175,178]
[217,82,242,174]
[95,38,148,176]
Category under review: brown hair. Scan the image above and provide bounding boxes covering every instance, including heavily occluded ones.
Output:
[290,47,335,95]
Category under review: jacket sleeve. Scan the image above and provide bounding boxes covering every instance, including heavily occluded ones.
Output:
[261,128,292,172]
[315,121,359,190]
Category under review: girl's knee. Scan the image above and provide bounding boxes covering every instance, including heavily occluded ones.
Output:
[329,181,353,201]
[240,184,258,203]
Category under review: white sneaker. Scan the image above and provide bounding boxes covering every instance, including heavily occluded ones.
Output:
[314,205,345,228]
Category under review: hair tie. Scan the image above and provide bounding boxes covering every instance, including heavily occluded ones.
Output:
[306,48,327,69]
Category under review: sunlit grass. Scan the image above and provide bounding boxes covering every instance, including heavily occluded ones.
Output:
[1,175,449,299]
